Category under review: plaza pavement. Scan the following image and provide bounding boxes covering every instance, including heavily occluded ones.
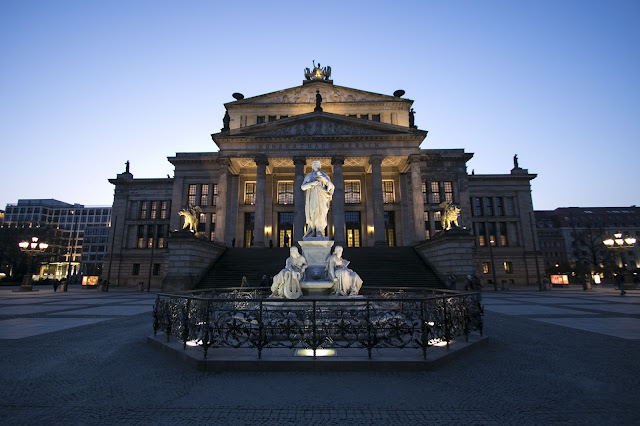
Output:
[0,284,639,425]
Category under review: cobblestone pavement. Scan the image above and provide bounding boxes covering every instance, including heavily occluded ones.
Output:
[0,285,639,425]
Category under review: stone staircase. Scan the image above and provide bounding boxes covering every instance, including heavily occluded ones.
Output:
[197,246,444,290]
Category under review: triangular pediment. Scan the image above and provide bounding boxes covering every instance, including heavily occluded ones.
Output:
[226,82,410,106]
[225,112,415,138]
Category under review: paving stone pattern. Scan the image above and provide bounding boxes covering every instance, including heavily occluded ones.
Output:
[0,285,639,425]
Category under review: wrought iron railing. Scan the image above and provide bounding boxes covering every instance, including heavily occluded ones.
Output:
[152,287,483,360]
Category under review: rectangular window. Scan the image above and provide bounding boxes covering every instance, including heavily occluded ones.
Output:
[160,201,168,219]
[434,211,442,231]
[153,263,161,276]
[212,184,218,206]
[147,225,154,248]
[137,225,145,249]
[499,222,508,246]
[132,264,140,276]
[199,213,206,233]
[473,197,483,216]
[504,261,513,274]
[482,262,491,274]
[371,114,380,122]
[478,222,486,246]
[430,182,440,203]
[278,181,294,205]
[383,181,394,204]
[245,182,256,205]
[140,201,148,219]
[360,114,369,120]
[485,197,494,216]
[187,184,197,206]
[210,213,216,241]
[150,201,158,220]
[344,181,361,204]
[424,211,430,240]
[488,222,496,246]
[422,182,427,204]
[268,115,277,122]
[157,225,164,248]
[257,116,265,124]
[444,181,453,202]
[200,184,209,206]
[495,197,504,216]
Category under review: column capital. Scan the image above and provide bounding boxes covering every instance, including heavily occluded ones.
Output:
[292,156,306,166]
[254,155,269,167]
[407,154,423,164]
[331,155,345,165]
[369,155,383,166]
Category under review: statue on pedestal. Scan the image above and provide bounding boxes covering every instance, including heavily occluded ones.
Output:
[301,160,334,238]
[439,202,461,230]
[270,247,307,299]
[325,246,363,296]
[179,205,202,232]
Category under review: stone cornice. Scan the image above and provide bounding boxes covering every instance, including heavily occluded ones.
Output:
[108,178,174,186]
[468,173,537,182]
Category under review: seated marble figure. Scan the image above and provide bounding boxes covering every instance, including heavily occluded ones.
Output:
[325,245,363,296]
[270,247,307,299]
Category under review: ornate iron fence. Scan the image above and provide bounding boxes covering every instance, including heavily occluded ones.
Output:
[152,287,483,360]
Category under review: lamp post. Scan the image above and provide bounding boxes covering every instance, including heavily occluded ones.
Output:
[17,237,49,292]
[603,233,636,288]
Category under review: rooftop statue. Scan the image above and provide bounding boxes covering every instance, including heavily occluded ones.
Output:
[179,205,202,232]
[301,160,334,238]
[439,201,461,231]
[326,246,363,296]
[270,247,307,299]
[304,60,332,81]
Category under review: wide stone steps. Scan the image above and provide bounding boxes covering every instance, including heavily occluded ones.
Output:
[197,246,444,290]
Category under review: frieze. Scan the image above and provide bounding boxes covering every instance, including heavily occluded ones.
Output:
[255,119,389,137]
[255,141,382,151]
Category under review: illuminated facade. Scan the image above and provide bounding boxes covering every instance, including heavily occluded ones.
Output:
[104,69,540,289]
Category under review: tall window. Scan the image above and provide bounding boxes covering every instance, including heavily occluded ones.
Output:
[433,211,442,231]
[495,197,504,216]
[382,181,394,204]
[160,201,168,219]
[504,261,513,274]
[200,184,209,206]
[345,211,361,247]
[278,181,294,204]
[147,225,154,248]
[478,222,487,246]
[245,182,256,205]
[344,181,361,204]
[485,197,494,216]
[150,201,158,220]
[473,197,483,216]
[187,184,197,205]
[424,211,430,240]
[157,225,165,248]
[137,225,145,249]
[482,262,491,274]
[212,184,218,206]
[140,201,148,219]
[210,213,216,241]
[429,182,440,203]
[199,213,206,233]
[132,264,140,276]
[444,181,453,202]
[499,222,508,246]
[488,222,496,246]
[257,116,265,124]
[153,263,161,275]
[422,182,427,204]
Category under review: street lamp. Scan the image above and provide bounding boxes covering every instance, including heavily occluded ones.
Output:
[17,237,49,292]
[603,232,637,288]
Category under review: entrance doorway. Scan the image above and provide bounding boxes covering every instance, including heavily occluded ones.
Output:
[278,212,293,247]
[244,212,254,247]
[345,211,361,247]
[384,211,396,246]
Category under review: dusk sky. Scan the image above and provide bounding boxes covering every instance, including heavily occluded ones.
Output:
[1,0,638,211]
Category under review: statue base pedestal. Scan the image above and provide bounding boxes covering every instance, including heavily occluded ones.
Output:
[298,240,334,296]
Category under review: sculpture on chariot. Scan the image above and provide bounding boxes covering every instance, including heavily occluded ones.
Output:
[304,60,332,81]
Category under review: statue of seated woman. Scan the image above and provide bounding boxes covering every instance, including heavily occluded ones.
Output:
[325,245,363,296]
[270,247,307,299]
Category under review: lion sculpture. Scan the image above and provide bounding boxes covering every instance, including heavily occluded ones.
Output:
[179,205,202,232]
[439,202,461,231]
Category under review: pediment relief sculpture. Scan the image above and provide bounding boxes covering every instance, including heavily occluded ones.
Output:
[247,118,392,137]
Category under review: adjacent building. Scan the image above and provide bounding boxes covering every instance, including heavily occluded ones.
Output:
[103,65,541,289]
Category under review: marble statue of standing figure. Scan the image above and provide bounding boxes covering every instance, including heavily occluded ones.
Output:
[270,247,307,299]
[326,246,363,296]
[301,160,334,238]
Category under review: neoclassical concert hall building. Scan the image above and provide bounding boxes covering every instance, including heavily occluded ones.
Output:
[104,66,540,289]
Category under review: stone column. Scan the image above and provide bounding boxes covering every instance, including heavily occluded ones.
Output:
[293,156,306,244]
[331,155,345,246]
[369,155,386,246]
[214,157,230,245]
[408,154,425,244]
[253,155,269,247]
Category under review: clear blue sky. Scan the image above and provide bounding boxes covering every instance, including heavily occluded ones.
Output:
[1,0,638,211]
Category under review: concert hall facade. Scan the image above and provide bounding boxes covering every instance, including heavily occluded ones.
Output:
[103,66,541,289]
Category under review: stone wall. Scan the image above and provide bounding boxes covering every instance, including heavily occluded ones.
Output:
[161,231,226,292]
[415,229,475,290]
